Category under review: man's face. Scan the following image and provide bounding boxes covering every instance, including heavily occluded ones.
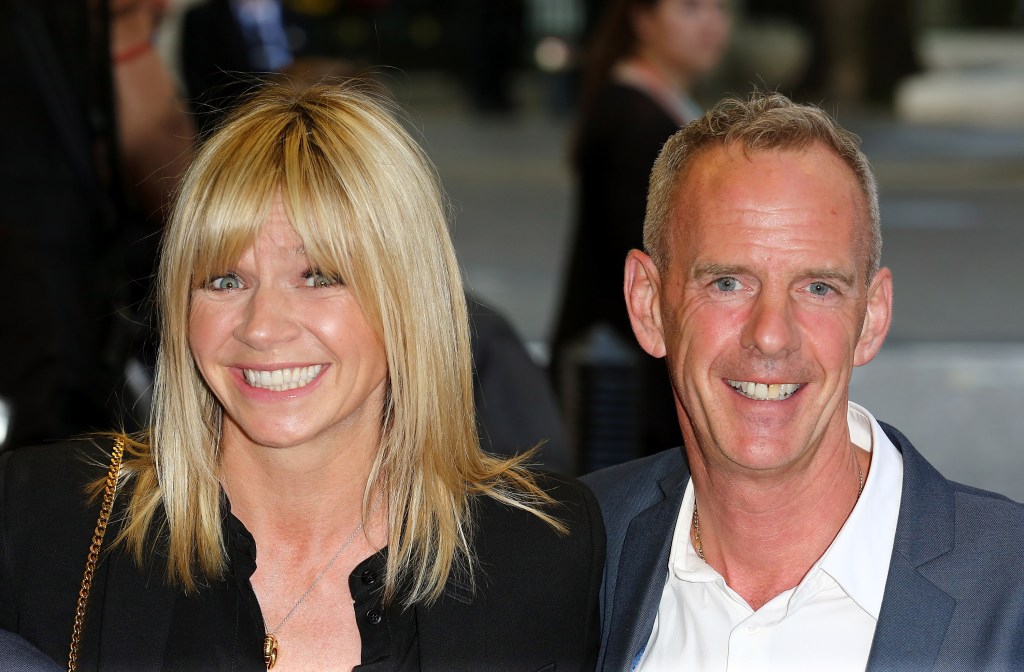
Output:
[629,141,891,477]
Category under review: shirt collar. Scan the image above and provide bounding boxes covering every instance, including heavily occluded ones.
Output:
[817,401,904,619]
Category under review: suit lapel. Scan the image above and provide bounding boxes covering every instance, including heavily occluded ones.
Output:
[603,467,688,672]
[866,552,955,670]
[867,424,957,670]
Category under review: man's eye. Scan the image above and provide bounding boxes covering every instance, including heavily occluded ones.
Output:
[808,282,833,296]
[713,277,742,292]
[208,274,243,290]
[303,270,341,287]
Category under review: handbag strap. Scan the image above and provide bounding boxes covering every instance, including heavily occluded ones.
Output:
[67,436,126,672]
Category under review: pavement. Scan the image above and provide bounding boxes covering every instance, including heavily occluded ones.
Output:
[384,68,1024,500]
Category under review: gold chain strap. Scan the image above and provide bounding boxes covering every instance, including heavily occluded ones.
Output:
[67,436,125,672]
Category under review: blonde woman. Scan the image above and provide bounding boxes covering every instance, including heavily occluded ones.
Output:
[0,82,603,671]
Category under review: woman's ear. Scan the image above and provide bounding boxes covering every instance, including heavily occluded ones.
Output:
[625,249,667,358]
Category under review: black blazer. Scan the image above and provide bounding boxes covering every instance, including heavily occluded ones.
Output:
[0,440,604,671]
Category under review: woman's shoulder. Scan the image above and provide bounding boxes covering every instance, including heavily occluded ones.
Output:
[474,471,603,546]
[468,471,605,588]
[588,82,677,128]
[418,473,604,669]
[0,437,121,555]
[1,437,118,504]
[0,439,123,648]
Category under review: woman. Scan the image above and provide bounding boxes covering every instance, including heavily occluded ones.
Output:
[552,0,731,464]
[0,82,603,671]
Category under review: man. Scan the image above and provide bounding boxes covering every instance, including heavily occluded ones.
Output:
[582,91,1024,671]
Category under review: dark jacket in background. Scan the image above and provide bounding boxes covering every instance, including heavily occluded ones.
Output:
[468,295,572,473]
[0,0,130,449]
[180,0,303,137]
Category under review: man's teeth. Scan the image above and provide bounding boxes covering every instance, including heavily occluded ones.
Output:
[243,365,323,392]
[728,380,800,401]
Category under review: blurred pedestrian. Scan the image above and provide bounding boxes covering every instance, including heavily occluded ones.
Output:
[552,0,731,464]
[0,0,193,450]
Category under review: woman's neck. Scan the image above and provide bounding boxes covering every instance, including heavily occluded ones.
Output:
[218,432,381,547]
[625,51,693,93]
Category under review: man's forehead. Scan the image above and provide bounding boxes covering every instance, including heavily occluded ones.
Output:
[664,142,871,277]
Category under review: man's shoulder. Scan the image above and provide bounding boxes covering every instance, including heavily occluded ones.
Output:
[883,421,1024,521]
[581,449,688,532]
[883,421,1024,572]
[945,479,1024,552]
[582,448,686,497]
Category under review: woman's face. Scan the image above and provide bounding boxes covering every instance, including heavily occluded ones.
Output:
[188,201,388,453]
[634,0,731,80]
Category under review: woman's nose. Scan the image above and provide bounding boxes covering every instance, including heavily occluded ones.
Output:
[233,284,301,350]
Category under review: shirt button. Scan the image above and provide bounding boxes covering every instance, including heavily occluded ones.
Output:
[745,626,760,634]
[361,569,379,585]
[366,609,382,625]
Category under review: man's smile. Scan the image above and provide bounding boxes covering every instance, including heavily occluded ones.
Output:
[726,379,801,401]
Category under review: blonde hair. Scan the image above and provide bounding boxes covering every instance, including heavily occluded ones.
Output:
[116,80,559,605]
[644,91,881,280]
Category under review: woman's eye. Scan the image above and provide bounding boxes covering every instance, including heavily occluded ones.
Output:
[208,274,243,290]
[808,282,833,296]
[713,277,742,292]
[303,270,341,287]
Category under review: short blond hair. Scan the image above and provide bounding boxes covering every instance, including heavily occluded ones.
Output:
[644,91,881,279]
[118,81,558,604]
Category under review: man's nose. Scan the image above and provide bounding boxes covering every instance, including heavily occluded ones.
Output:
[233,284,300,349]
[740,290,801,357]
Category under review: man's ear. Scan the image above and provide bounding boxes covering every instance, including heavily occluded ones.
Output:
[854,267,893,367]
[624,249,667,358]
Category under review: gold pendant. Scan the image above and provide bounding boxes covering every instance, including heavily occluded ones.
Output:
[264,633,279,669]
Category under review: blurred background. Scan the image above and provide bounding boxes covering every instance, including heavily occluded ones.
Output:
[3,0,1022,499]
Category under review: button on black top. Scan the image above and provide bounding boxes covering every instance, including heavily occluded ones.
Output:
[349,550,419,668]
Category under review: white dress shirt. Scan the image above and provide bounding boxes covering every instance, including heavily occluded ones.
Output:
[635,402,904,672]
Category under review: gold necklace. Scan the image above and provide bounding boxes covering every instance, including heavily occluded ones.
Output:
[263,490,384,669]
[692,455,865,562]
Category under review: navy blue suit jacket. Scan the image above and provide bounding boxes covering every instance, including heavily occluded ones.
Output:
[582,422,1024,671]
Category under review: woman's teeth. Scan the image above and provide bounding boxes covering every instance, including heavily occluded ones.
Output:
[243,365,323,391]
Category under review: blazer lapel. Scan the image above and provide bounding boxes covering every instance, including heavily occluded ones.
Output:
[867,424,957,671]
[603,467,688,672]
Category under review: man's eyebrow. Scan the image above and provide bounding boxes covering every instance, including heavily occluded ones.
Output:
[690,262,857,287]
[804,268,857,287]
[690,262,751,279]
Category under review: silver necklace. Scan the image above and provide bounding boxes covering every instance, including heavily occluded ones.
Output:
[692,454,865,562]
[263,490,384,669]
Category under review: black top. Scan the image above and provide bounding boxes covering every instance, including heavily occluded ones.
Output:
[0,440,604,671]
[553,83,680,354]
[552,83,684,463]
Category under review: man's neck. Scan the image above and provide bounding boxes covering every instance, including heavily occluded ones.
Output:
[687,442,870,610]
